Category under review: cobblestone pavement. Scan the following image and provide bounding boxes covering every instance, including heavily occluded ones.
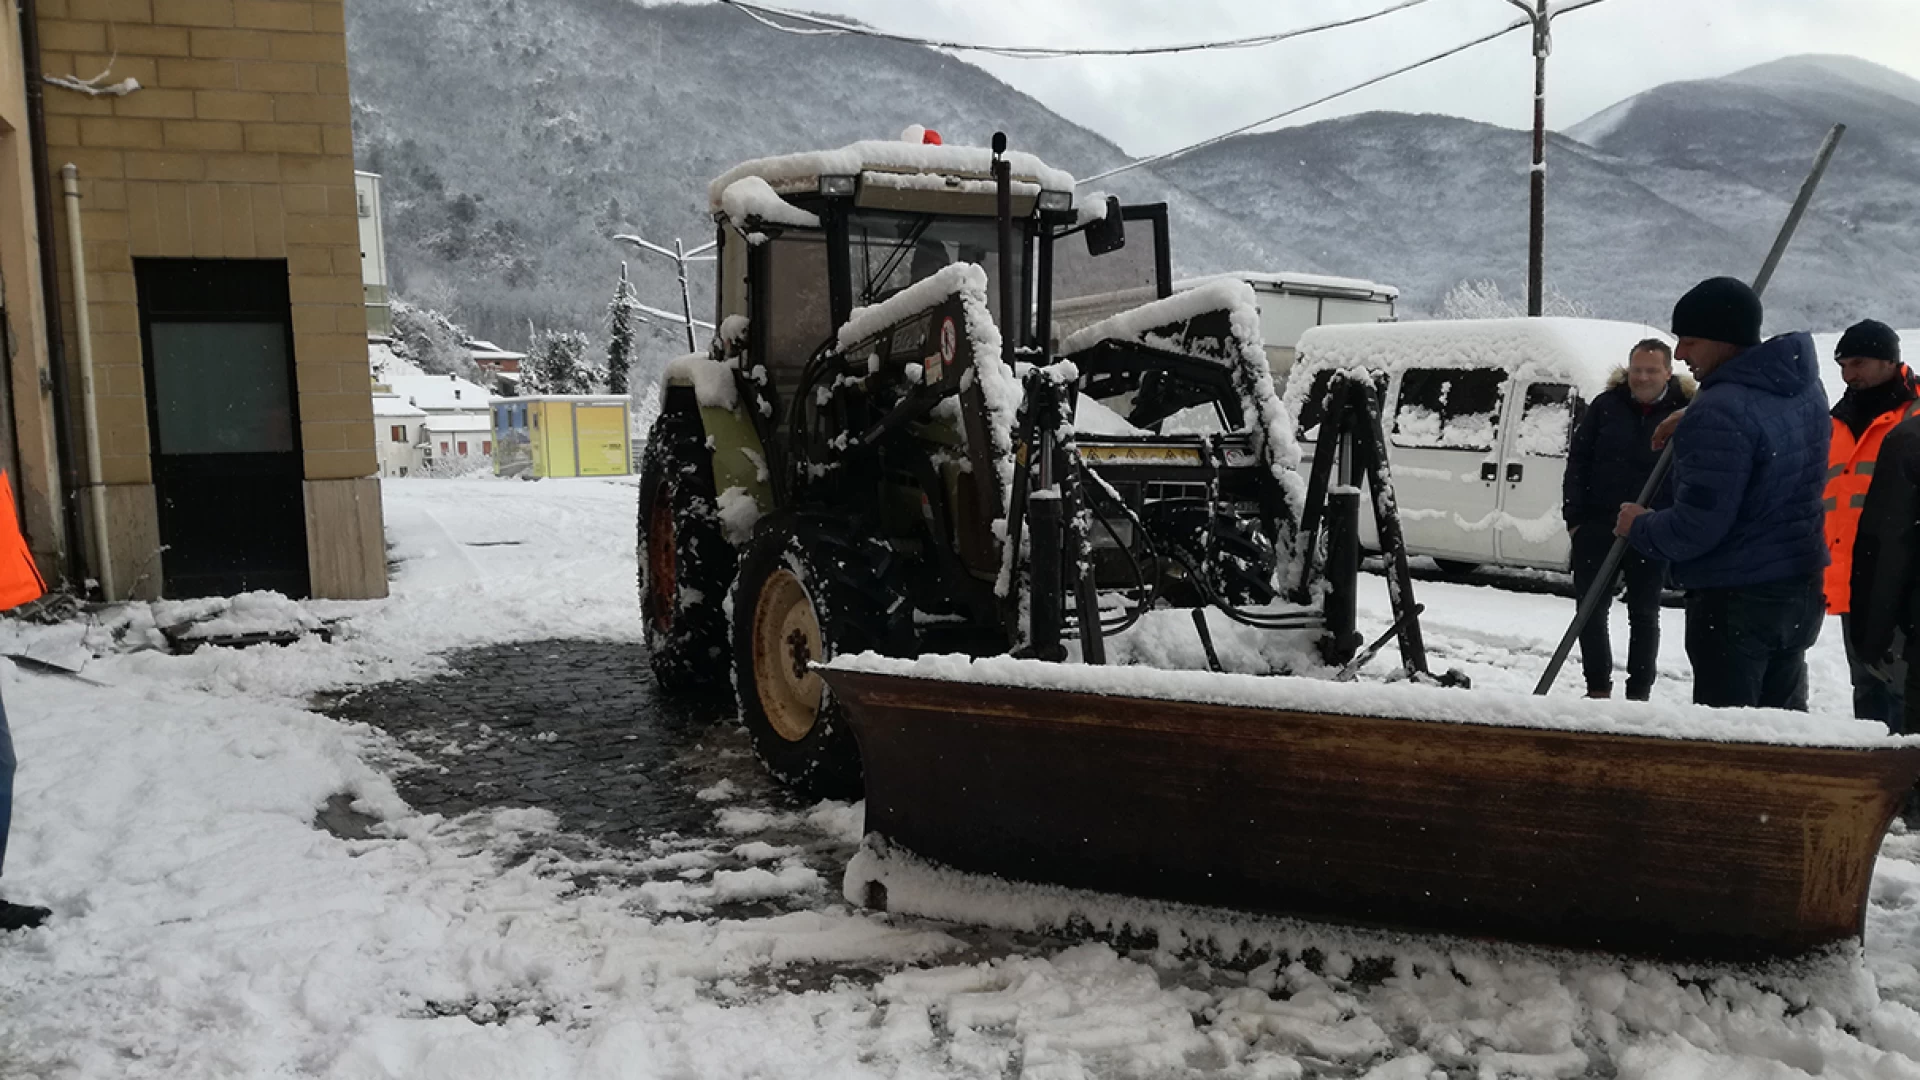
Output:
[315,639,850,914]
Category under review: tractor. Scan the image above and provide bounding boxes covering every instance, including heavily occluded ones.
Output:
[638,131,1432,800]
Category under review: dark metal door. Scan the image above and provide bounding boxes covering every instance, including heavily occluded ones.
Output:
[137,259,309,598]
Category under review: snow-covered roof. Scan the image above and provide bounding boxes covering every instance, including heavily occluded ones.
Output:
[1180,271,1400,301]
[368,340,424,381]
[497,394,631,405]
[1293,317,1669,400]
[708,139,1075,214]
[371,393,426,419]
[387,373,493,412]
[462,339,526,362]
[422,414,494,434]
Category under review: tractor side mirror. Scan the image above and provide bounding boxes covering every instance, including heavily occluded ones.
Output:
[1084,197,1125,257]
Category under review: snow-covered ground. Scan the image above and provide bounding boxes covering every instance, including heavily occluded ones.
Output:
[0,476,1917,1079]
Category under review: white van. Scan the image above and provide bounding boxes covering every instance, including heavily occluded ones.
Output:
[1053,270,1398,368]
[1286,317,1670,574]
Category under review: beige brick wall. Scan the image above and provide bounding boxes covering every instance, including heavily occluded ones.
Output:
[34,0,373,486]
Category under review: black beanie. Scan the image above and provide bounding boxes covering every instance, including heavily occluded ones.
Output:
[1836,319,1900,364]
[1671,276,1763,348]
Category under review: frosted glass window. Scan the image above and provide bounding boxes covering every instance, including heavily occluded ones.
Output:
[150,322,295,455]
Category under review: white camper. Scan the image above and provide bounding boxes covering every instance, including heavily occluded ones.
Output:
[1286,317,1670,573]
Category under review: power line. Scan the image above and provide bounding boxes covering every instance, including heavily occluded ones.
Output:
[720,0,1442,60]
[1080,0,1620,186]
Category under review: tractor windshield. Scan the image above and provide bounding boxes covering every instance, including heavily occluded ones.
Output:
[847,211,1012,321]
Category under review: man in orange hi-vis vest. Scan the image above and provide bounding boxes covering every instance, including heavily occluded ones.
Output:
[1826,321,1919,725]
[0,471,49,931]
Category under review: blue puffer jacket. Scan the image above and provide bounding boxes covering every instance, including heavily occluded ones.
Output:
[1627,332,1831,589]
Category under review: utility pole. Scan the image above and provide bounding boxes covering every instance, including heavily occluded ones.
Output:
[611,234,718,353]
[1507,0,1550,317]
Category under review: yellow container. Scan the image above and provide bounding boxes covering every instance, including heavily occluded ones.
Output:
[492,396,634,479]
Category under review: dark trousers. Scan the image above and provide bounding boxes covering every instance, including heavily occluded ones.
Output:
[1684,574,1825,711]
[1569,526,1666,698]
[1841,614,1908,728]
[0,688,12,875]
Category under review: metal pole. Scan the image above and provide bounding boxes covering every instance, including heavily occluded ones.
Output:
[673,239,697,354]
[1533,123,1846,695]
[1525,2,1547,317]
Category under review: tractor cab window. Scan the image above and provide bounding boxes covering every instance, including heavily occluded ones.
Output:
[1391,368,1506,451]
[764,231,834,412]
[847,211,1007,319]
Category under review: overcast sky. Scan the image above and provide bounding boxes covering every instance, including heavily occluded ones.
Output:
[706,0,1920,157]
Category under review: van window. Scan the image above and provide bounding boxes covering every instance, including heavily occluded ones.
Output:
[1513,383,1578,458]
[1391,368,1506,451]
[1295,368,1390,444]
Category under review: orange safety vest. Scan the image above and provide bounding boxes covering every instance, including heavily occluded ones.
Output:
[0,472,45,612]
[1825,397,1920,613]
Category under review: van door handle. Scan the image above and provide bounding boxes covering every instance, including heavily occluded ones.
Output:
[1480,462,1497,482]
[1506,463,1524,482]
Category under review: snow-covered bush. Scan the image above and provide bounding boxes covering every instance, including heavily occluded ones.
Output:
[390,298,480,380]
[524,327,599,395]
[1437,279,1593,320]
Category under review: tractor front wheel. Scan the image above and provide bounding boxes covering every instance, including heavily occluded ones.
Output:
[730,515,908,800]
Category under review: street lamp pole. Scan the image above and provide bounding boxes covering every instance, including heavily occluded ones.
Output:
[1507,0,1550,317]
[611,234,719,353]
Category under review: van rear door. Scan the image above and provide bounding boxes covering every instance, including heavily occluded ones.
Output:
[1383,367,1506,565]
[1493,381,1579,570]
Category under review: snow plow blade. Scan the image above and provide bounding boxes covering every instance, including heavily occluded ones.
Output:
[819,660,1920,960]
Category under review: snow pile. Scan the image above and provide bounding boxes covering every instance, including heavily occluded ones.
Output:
[826,652,1909,748]
[707,139,1075,211]
[717,175,820,230]
[154,589,326,640]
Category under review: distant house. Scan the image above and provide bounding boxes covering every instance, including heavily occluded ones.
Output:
[384,373,493,474]
[465,339,527,396]
[373,393,427,478]
[356,172,392,337]
[423,414,494,470]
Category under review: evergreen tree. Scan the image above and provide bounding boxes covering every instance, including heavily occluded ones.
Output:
[524,327,597,395]
[604,264,642,396]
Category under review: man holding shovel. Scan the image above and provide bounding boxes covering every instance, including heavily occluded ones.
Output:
[1614,277,1831,710]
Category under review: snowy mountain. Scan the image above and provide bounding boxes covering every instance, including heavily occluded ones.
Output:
[343,0,1283,355]
[345,0,1920,353]
[1158,54,1920,332]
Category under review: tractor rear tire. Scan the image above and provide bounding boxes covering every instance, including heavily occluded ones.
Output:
[730,514,909,801]
[638,398,736,693]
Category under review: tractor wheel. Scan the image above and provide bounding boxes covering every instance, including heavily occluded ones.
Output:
[731,514,909,800]
[637,398,736,693]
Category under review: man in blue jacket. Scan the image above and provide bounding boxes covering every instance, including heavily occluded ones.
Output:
[1614,277,1830,710]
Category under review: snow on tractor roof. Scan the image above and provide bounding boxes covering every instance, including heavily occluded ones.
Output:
[708,139,1076,214]
[1293,316,1670,400]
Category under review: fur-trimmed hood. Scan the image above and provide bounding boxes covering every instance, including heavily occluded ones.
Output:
[1603,368,1697,403]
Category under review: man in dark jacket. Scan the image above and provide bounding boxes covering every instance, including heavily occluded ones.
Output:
[1563,339,1690,699]
[1616,277,1830,710]
[1850,413,1920,735]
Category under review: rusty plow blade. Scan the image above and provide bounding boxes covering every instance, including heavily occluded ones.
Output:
[819,657,1920,961]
